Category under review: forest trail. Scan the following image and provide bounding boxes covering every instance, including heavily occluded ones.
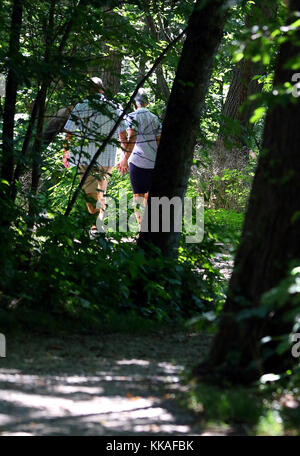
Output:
[0,331,236,436]
[0,254,235,436]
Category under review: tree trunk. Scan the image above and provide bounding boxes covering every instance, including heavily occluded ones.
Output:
[137,54,146,84]
[11,86,50,202]
[145,15,170,101]
[138,0,228,257]
[193,0,300,384]
[214,0,278,171]
[42,106,74,147]
[11,1,81,202]
[215,60,263,167]
[28,84,48,222]
[100,46,122,97]
[155,64,170,101]
[27,0,56,222]
[100,7,122,97]
[0,0,23,189]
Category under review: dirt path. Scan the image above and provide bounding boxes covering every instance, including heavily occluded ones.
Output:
[0,255,235,436]
[0,331,231,436]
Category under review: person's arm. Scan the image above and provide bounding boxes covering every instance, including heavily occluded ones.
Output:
[62,132,72,168]
[119,129,128,156]
[116,128,136,174]
[123,128,136,159]
[156,116,162,148]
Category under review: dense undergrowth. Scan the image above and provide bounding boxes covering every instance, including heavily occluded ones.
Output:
[0,158,243,335]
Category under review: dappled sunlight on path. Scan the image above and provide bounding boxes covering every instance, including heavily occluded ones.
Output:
[0,332,215,436]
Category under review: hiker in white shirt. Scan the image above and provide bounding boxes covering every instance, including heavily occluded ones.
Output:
[116,89,161,230]
[63,77,127,238]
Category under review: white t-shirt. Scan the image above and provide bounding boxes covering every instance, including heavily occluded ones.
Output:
[127,108,162,169]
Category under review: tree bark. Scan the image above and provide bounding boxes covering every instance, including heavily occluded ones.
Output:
[26,0,56,222]
[1,0,23,188]
[100,46,122,97]
[28,83,48,220]
[99,6,123,97]
[138,0,228,257]
[145,15,170,101]
[214,0,278,171]
[137,54,146,84]
[193,0,300,384]
[42,106,74,147]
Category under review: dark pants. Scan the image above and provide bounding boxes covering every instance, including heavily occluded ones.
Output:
[129,162,153,194]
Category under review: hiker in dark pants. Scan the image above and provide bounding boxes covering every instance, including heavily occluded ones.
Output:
[116,89,161,231]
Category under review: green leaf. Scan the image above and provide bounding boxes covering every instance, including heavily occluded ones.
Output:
[250,106,267,123]
[233,52,244,63]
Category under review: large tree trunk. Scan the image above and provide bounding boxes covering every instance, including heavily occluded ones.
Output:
[193,0,300,385]
[0,0,23,189]
[100,45,122,97]
[99,6,122,97]
[145,15,170,101]
[138,0,228,257]
[214,60,263,170]
[214,0,278,172]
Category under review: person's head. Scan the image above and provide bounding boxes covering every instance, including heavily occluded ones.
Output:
[133,88,149,109]
[88,77,105,95]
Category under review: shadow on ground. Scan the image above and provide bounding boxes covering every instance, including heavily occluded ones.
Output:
[0,331,236,436]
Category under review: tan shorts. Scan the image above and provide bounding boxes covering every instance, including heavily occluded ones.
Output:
[78,166,113,195]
